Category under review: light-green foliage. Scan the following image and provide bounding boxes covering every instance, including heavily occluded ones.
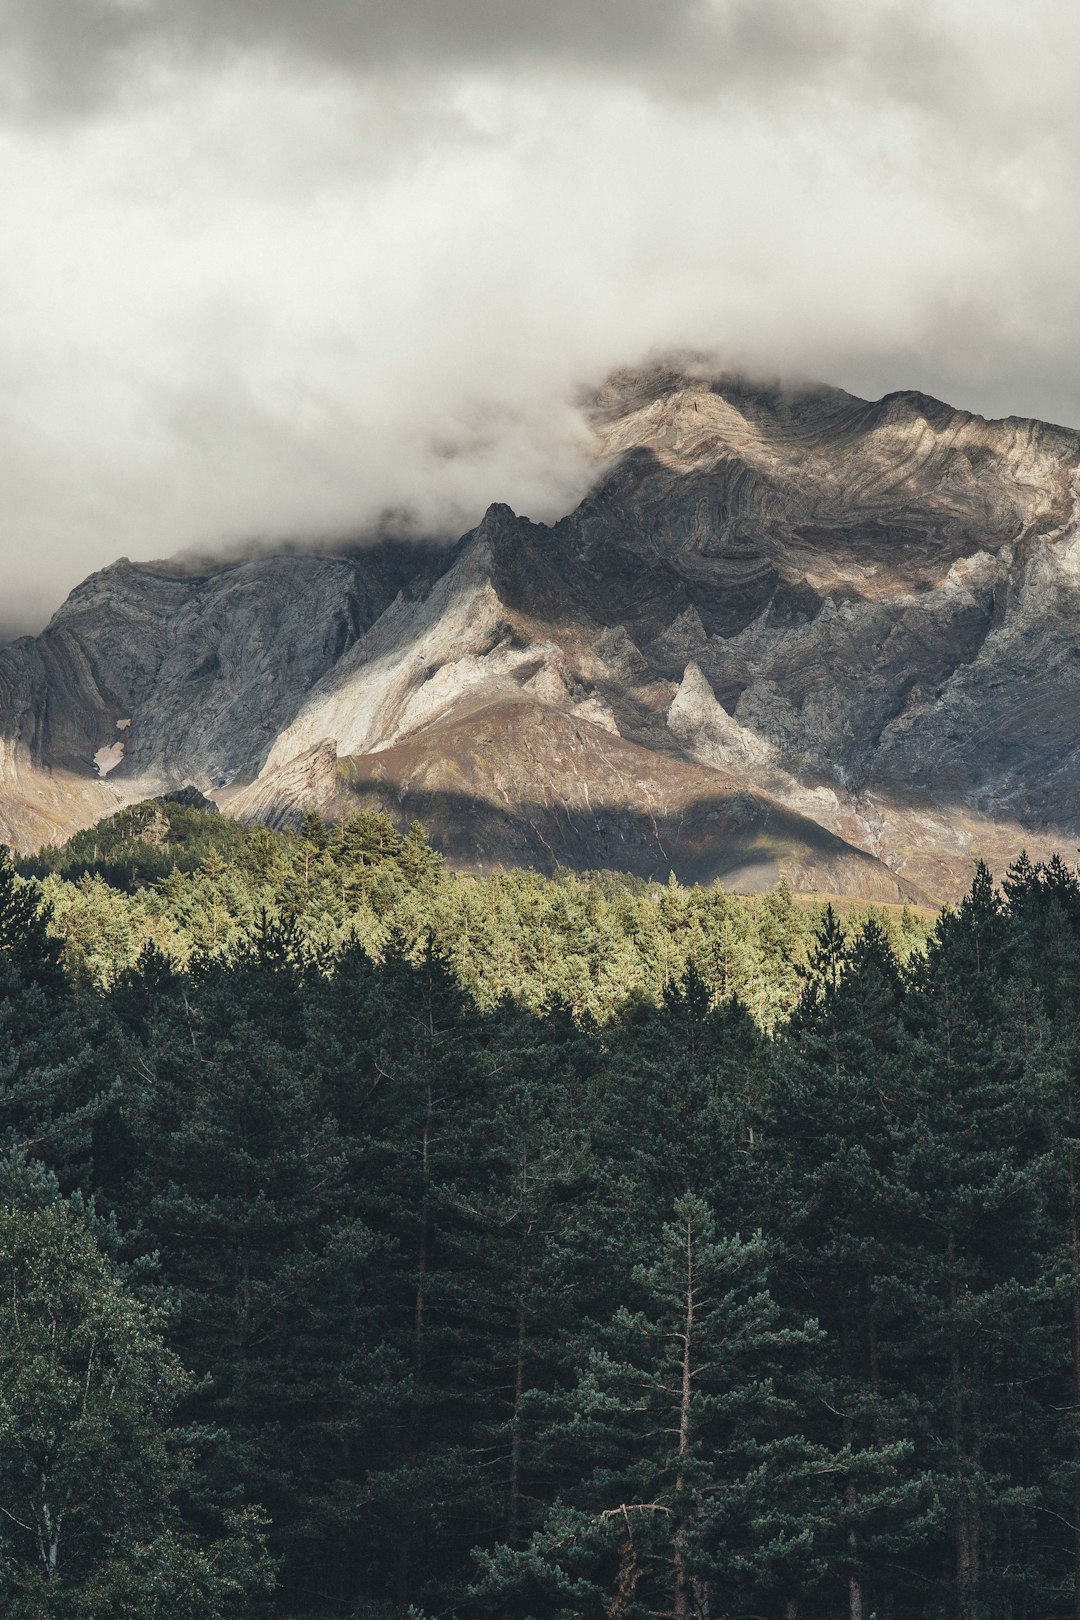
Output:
[30,805,933,1025]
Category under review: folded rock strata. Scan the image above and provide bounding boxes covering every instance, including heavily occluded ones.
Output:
[3,366,1079,901]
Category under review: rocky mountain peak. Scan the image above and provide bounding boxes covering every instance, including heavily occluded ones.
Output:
[3,369,1080,900]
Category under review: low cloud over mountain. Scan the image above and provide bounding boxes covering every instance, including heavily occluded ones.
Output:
[2,2,1080,633]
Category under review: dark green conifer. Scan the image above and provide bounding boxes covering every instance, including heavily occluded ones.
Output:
[476,1195,826,1618]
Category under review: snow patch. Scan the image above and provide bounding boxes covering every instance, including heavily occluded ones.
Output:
[94,742,125,777]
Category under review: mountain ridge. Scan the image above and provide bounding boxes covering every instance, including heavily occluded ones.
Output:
[3,366,1079,900]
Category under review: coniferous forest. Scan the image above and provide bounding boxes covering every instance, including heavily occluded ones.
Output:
[5,803,1080,1618]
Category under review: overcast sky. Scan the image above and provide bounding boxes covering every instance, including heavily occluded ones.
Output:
[1,0,1079,639]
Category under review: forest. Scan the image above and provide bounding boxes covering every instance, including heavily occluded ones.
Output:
[2,799,1080,1619]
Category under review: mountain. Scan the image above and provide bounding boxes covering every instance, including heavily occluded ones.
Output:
[3,365,1080,901]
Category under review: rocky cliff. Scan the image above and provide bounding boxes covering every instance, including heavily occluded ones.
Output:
[4,366,1079,900]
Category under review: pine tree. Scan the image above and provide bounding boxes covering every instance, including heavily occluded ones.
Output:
[438,995,606,1563]
[0,849,113,1191]
[303,934,499,1611]
[477,1195,827,1618]
[0,1199,273,1618]
[601,964,766,1220]
[764,914,937,1619]
[0,846,65,990]
[108,935,399,1615]
[1001,854,1080,1616]
[898,864,1058,1618]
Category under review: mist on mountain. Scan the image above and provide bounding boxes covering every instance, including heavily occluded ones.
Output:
[2,2,1080,628]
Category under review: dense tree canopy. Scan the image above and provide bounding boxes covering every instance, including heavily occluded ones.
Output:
[4,807,1080,1616]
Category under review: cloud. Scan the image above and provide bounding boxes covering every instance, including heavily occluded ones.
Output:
[0,2,1079,634]
[0,1,895,117]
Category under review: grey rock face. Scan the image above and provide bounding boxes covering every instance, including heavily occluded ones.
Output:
[3,367,1080,898]
[0,541,454,789]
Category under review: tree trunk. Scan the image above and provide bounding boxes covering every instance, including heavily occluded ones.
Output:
[394,1541,410,1612]
[508,1296,526,1544]
[673,1213,694,1620]
[399,1096,433,1610]
[846,1478,864,1620]
[840,1311,863,1620]
[949,1230,979,1620]
[38,1478,62,1579]
[1069,1143,1080,1620]
[607,1526,642,1619]
[414,1108,431,1377]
